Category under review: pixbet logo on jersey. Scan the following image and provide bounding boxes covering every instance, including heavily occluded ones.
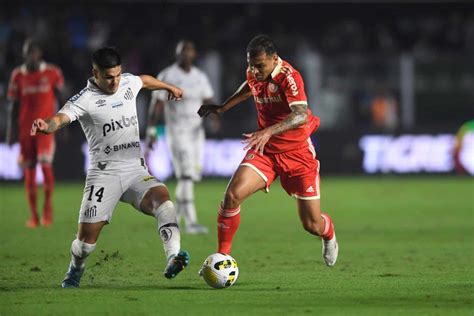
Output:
[102,115,138,136]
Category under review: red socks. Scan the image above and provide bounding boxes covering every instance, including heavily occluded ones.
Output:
[24,168,38,221]
[217,204,241,254]
[320,213,335,240]
[41,164,54,221]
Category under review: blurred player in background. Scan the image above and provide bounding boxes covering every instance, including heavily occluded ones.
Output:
[198,35,339,267]
[30,47,189,287]
[6,39,64,228]
[146,40,214,234]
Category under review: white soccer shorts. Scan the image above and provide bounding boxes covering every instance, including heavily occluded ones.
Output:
[78,163,164,223]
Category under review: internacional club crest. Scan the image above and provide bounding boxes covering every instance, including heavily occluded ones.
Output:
[268,82,278,93]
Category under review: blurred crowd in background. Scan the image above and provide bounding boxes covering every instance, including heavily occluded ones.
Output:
[0,2,473,139]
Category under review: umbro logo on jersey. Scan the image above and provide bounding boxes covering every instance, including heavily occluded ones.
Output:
[96,99,106,107]
[306,186,315,193]
[124,88,134,100]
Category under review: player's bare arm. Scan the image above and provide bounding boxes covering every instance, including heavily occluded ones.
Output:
[139,75,183,101]
[197,81,252,117]
[30,113,71,135]
[243,103,308,155]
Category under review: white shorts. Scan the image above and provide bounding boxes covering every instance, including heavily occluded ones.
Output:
[166,125,205,181]
[78,163,164,223]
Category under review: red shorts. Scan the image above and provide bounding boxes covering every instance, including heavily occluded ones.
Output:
[240,140,320,200]
[19,133,55,164]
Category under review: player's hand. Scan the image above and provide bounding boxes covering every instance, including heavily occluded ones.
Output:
[167,86,183,101]
[30,118,48,136]
[242,129,272,155]
[197,104,223,118]
[145,134,157,150]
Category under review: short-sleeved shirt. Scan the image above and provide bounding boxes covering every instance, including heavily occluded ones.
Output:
[7,62,64,136]
[150,63,213,129]
[58,73,144,167]
[246,57,319,153]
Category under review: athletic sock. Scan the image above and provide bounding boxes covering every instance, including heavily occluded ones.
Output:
[24,167,38,221]
[41,164,55,220]
[152,200,181,260]
[320,213,335,241]
[70,239,96,269]
[176,179,198,227]
[217,203,241,254]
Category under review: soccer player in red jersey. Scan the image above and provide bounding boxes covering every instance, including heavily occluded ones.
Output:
[6,39,64,228]
[198,35,339,266]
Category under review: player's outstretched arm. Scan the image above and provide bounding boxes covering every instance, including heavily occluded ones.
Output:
[30,113,71,136]
[198,81,252,117]
[139,75,183,101]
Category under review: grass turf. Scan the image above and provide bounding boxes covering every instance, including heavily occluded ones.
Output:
[0,177,473,315]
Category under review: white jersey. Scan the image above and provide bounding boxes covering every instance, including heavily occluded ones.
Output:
[151,63,213,129]
[59,73,144,167]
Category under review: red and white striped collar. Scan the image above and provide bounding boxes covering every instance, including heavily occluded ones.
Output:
[270,57,283,79]
[20,61,46,74]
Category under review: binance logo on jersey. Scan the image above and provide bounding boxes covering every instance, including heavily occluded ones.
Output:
[102,115,138,136]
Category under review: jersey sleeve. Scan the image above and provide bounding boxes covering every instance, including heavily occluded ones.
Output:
[280,70,307,107]
[150,71,168,104]
[200,72,214,100]
[7,70,20,101]
[58,89,88,122]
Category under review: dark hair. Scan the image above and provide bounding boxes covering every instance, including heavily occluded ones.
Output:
[246,35,277,57]
[92,47,121,70]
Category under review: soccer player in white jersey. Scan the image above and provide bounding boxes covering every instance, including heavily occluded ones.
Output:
[146,40,214,234]
[30,47,189,288]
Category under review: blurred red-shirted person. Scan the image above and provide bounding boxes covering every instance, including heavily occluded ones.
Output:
[198,35,338,267]
[6,39,64,228]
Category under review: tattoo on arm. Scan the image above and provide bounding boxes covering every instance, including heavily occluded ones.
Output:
[45,116,70,134]
[269,104,308,136]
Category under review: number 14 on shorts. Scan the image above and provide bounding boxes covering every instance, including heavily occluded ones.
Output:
[87,185,105,203]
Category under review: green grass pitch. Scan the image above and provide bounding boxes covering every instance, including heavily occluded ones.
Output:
[1,177,473,315]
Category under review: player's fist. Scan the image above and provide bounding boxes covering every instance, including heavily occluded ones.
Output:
[167,86,183,101]
[30,118,48,136]
[197,104,223,117]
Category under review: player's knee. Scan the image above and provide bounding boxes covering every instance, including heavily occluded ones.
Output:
[223,190,243,209]
[20,160,35,168]
[302,218,324,236]
[71,238,96,259]
[140,187,170,215]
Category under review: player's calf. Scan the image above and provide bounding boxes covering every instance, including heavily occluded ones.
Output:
[320,213,338,267]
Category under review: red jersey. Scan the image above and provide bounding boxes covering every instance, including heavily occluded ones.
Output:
[7,62,64,136]
[246,58,319,153]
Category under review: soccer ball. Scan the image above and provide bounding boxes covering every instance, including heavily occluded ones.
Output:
[201,253,239,289]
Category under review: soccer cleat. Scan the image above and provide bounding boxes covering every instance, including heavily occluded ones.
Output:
[164,250,190,279]
[26,218,39,229]
[61,263,85,288]
[185,223,209,235]
[322,233,339,267]
[41,217,53,227]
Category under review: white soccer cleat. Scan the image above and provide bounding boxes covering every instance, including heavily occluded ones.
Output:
[322,233,338,267]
